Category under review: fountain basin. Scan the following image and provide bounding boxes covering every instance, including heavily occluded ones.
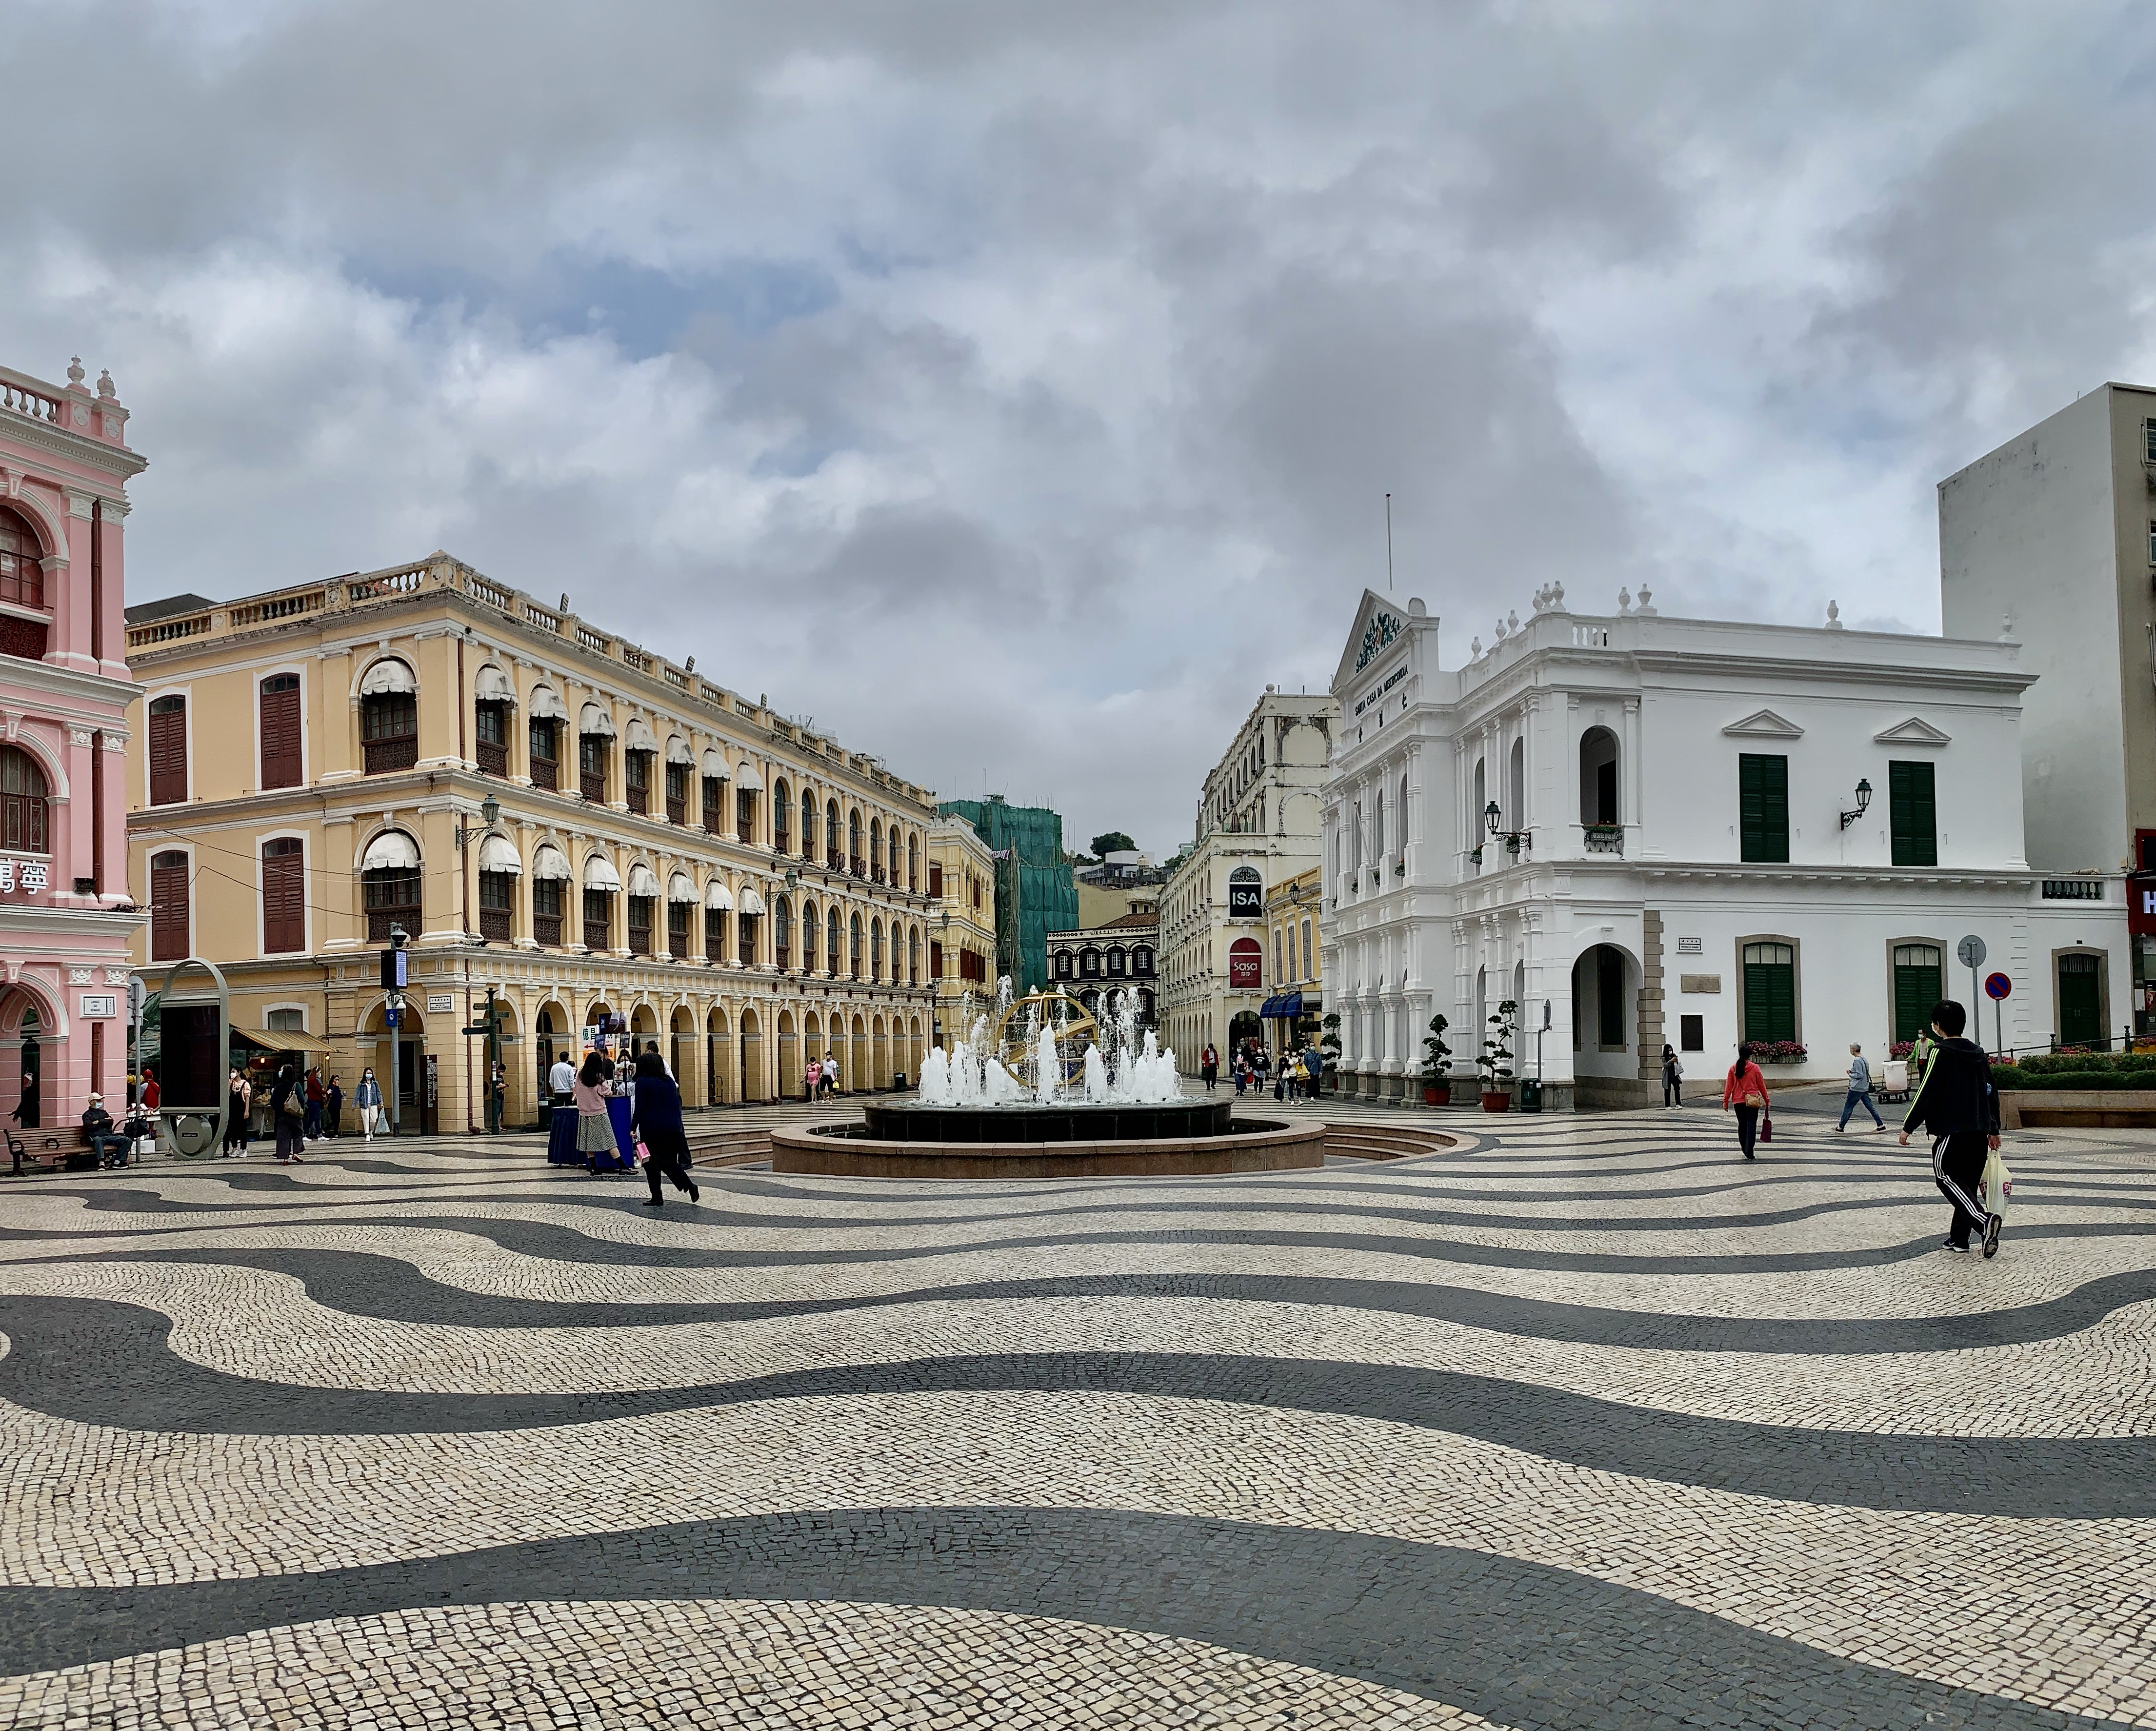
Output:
[862,1099,1232,1144]
[771,1111,1325,1180]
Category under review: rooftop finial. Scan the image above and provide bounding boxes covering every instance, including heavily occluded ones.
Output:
[96,369,117,400]
[1825,599,1844,631]
[1635,585,1657,616]
[1617,586,1633,614]
[65,357,84,387]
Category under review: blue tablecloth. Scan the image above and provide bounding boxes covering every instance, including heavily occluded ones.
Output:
[546,1096,637,1171]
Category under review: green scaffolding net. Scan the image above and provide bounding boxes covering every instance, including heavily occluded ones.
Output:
[938,797,1078,996]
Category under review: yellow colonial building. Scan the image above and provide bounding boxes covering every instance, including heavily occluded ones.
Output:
[925,813,998,1048]
[124,552,940,1131]
[1262,865,1322,1055]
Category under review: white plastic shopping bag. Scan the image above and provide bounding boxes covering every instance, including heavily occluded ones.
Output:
[1981,1147,2013,1220]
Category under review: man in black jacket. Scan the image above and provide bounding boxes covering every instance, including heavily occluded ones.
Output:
[1898,999,2002,1258]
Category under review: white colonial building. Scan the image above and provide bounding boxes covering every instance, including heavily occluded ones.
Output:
[1321,587,2128,1108]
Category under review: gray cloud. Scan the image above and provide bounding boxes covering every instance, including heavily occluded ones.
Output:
[4,0,2154,855]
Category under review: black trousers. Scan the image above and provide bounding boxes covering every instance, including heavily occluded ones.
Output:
[1933,1132,1990,1245]
[1663,1076,1681,1106]
[1733,1105,1758,1157]
[644,1135,694,1202]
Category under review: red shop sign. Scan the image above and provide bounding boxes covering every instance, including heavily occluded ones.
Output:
[1228,937,1262,990]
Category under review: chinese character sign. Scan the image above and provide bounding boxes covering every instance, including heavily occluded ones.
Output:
[0,858,48,894]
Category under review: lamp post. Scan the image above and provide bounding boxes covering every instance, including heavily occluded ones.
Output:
[1839,778,1873,831]
[1484,799,1529,858]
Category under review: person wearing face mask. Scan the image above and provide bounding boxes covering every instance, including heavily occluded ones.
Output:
[354,1067,384,1141]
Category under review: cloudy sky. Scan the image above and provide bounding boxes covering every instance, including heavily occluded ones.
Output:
[7,1,2152,856]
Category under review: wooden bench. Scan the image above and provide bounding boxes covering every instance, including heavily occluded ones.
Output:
[6,1125,102,1173]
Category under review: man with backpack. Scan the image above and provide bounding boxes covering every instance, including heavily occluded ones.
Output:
[1897,999,2002,1258]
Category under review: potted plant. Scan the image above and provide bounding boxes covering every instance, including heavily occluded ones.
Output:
[1320,1012,1342,1093]
[1478,999,1517,1111]
[1420,1014,1452,1106]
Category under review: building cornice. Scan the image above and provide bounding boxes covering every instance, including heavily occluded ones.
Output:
[0,653,140,710]
[0,414,147,484]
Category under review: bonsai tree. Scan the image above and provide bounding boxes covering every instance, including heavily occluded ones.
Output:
[1320,1012,1342,1090]
[1421,1014,1452,1085]
[1478,999,1517,1094]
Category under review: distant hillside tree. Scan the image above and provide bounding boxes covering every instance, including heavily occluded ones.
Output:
[1090,830,1136,859]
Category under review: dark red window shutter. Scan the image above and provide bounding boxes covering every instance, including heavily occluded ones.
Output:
[262,837,305,953]
[260,676,301,789]
[148,697,187,806]
[150,850,190,961]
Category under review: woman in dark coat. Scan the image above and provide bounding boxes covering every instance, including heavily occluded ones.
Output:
[630,1066,699,1208]
[268,1064,307,1163]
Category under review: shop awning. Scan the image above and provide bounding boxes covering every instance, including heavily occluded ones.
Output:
[582,855,622,891]
[734,760,764,792]
[579,701,616,737]
[668,871,697,904]
[474,664,516,704]
[704,880,735,911]
[626,863,661,898]
[1260,992,1304,1019]
[231,1025,342,1060]
[527,684,567,721]
[530,843,571,882]
[358,657,417,696]
[665,735,695,766]
[737,886,766,916]
[701,748,729,779]
[361,830,420,872]
[477,834,521,875]
[623,716,658,752]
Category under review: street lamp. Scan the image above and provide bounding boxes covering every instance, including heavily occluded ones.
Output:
[1484,799,1529,858]
[454,795,502,851]
[1839,777,1874,831]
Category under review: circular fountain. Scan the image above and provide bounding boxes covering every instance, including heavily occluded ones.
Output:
[769,986,1327,1179]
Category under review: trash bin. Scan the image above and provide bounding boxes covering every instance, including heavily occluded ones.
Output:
[1517,1078,1543,1113]
[893,1071,907,1090]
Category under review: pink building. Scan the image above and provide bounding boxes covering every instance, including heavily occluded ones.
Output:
[0,357,145,1149]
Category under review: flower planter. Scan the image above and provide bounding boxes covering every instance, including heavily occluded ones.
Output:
[1480,1089,1511,1113]
[1423,1083,1451,1107]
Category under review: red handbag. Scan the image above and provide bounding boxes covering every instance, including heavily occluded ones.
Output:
[1759,1110,1773,1143]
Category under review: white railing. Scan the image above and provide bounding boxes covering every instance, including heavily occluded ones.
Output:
[228,591,321,629]
[1573,624,1611,648]
[463,571,519,612]
[346,564,425,601]
[0,368,62,425]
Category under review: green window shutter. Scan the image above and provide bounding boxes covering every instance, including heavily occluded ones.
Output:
[2058,955,2103,1046]
[1889,761,1936,867]
[1892,964,1941,1043]
[1739,755,1788,863]
[1742,943,1797,1044]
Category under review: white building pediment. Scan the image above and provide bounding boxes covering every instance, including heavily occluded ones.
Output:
[1873,715,1952,746]
[1330,588,1421,694]
[1720,708,1804,739]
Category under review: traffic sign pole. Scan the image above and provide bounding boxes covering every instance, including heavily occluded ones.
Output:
[1983,970,2013,1058]
[1956,936,1988,1043]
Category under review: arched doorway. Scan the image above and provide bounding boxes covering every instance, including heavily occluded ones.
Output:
[872,1016,889,1089]
[778,1009,800,1099]
[1227,1009,1262,1062]
[671,1005,699,1104]
[706,1006,731,1106]
[739,1006,764,1102]
[535,1003,567,1122]
[849,1014,868,1092]
[2,990,46,1131]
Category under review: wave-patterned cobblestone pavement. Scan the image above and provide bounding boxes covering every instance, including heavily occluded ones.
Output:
[2,1098,2154,1728]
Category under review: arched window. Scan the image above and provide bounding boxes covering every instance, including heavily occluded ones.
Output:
[359,660,419,775]
[148,694,187,806]
[0,505,46,610]
[826,799,841,868]
[1471,757,1486,855]
[1507,737,1525,830]
[150,849,189,961]
[774,895,793,971]
[1081,948,1100,978]
[870,819,884,883]
[1107,947,1126,977]
[907,833,919,892]
[801,901,819,972]
[360,831,422,942]
[888,826,900,882]
[262,837,305,954]
[800,789,816,859]
[0,746,49,853]
[773,779,792,853]
[828,906,842,975]
[870,919,884,983]
[849,810,862,872]
[1579,726,1620,828]
[850,912,863,977]
[1373,789,1384,860]
[908,926,920,986]
[259,675,302,789]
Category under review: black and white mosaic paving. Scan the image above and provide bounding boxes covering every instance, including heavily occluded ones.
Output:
[2,1096,2153,1728]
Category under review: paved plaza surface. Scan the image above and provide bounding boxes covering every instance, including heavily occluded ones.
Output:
[0,1093,2154,1729]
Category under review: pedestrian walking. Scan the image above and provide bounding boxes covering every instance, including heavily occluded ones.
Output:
[632,1064,700,1208]
[1837,1044,1885,1132]
[635,1039,667,1079]
[1660,1044,1683,1108]
[573,1051,620,1171]
[1898,999,2003,1257]
[1234,1058,1247,1097]
[805,1055,821,1098]
[1200,1043,1218,1092]
[325,1075,343,1138]
[268,1064,307,1163]
[821,1052,839,1098]
[222,1068,252,1157]
[138,1068,158,1114]
[303,1067,325,1141]
[355,1067,384,1140]
[1721,1044,1769,1160]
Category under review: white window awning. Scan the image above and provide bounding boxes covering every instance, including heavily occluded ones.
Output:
[665,735,695,766]
[361,830,420,871]
[701,749,729,779]
[359,658,417,697]
[477,834,522,876]
[579,702,616,737]
[527,684,567,721]
[582,855,622,891]
[668,871,697,904]
[734,760,764,792]
[623,716,658,752]
[474,664,516,705]
[737,886,766,917]
[703,880,735,912]
[529,843,571,882]
[626,863,661,898]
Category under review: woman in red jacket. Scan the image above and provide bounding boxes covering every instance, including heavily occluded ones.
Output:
[1721,1044,1769,1161]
